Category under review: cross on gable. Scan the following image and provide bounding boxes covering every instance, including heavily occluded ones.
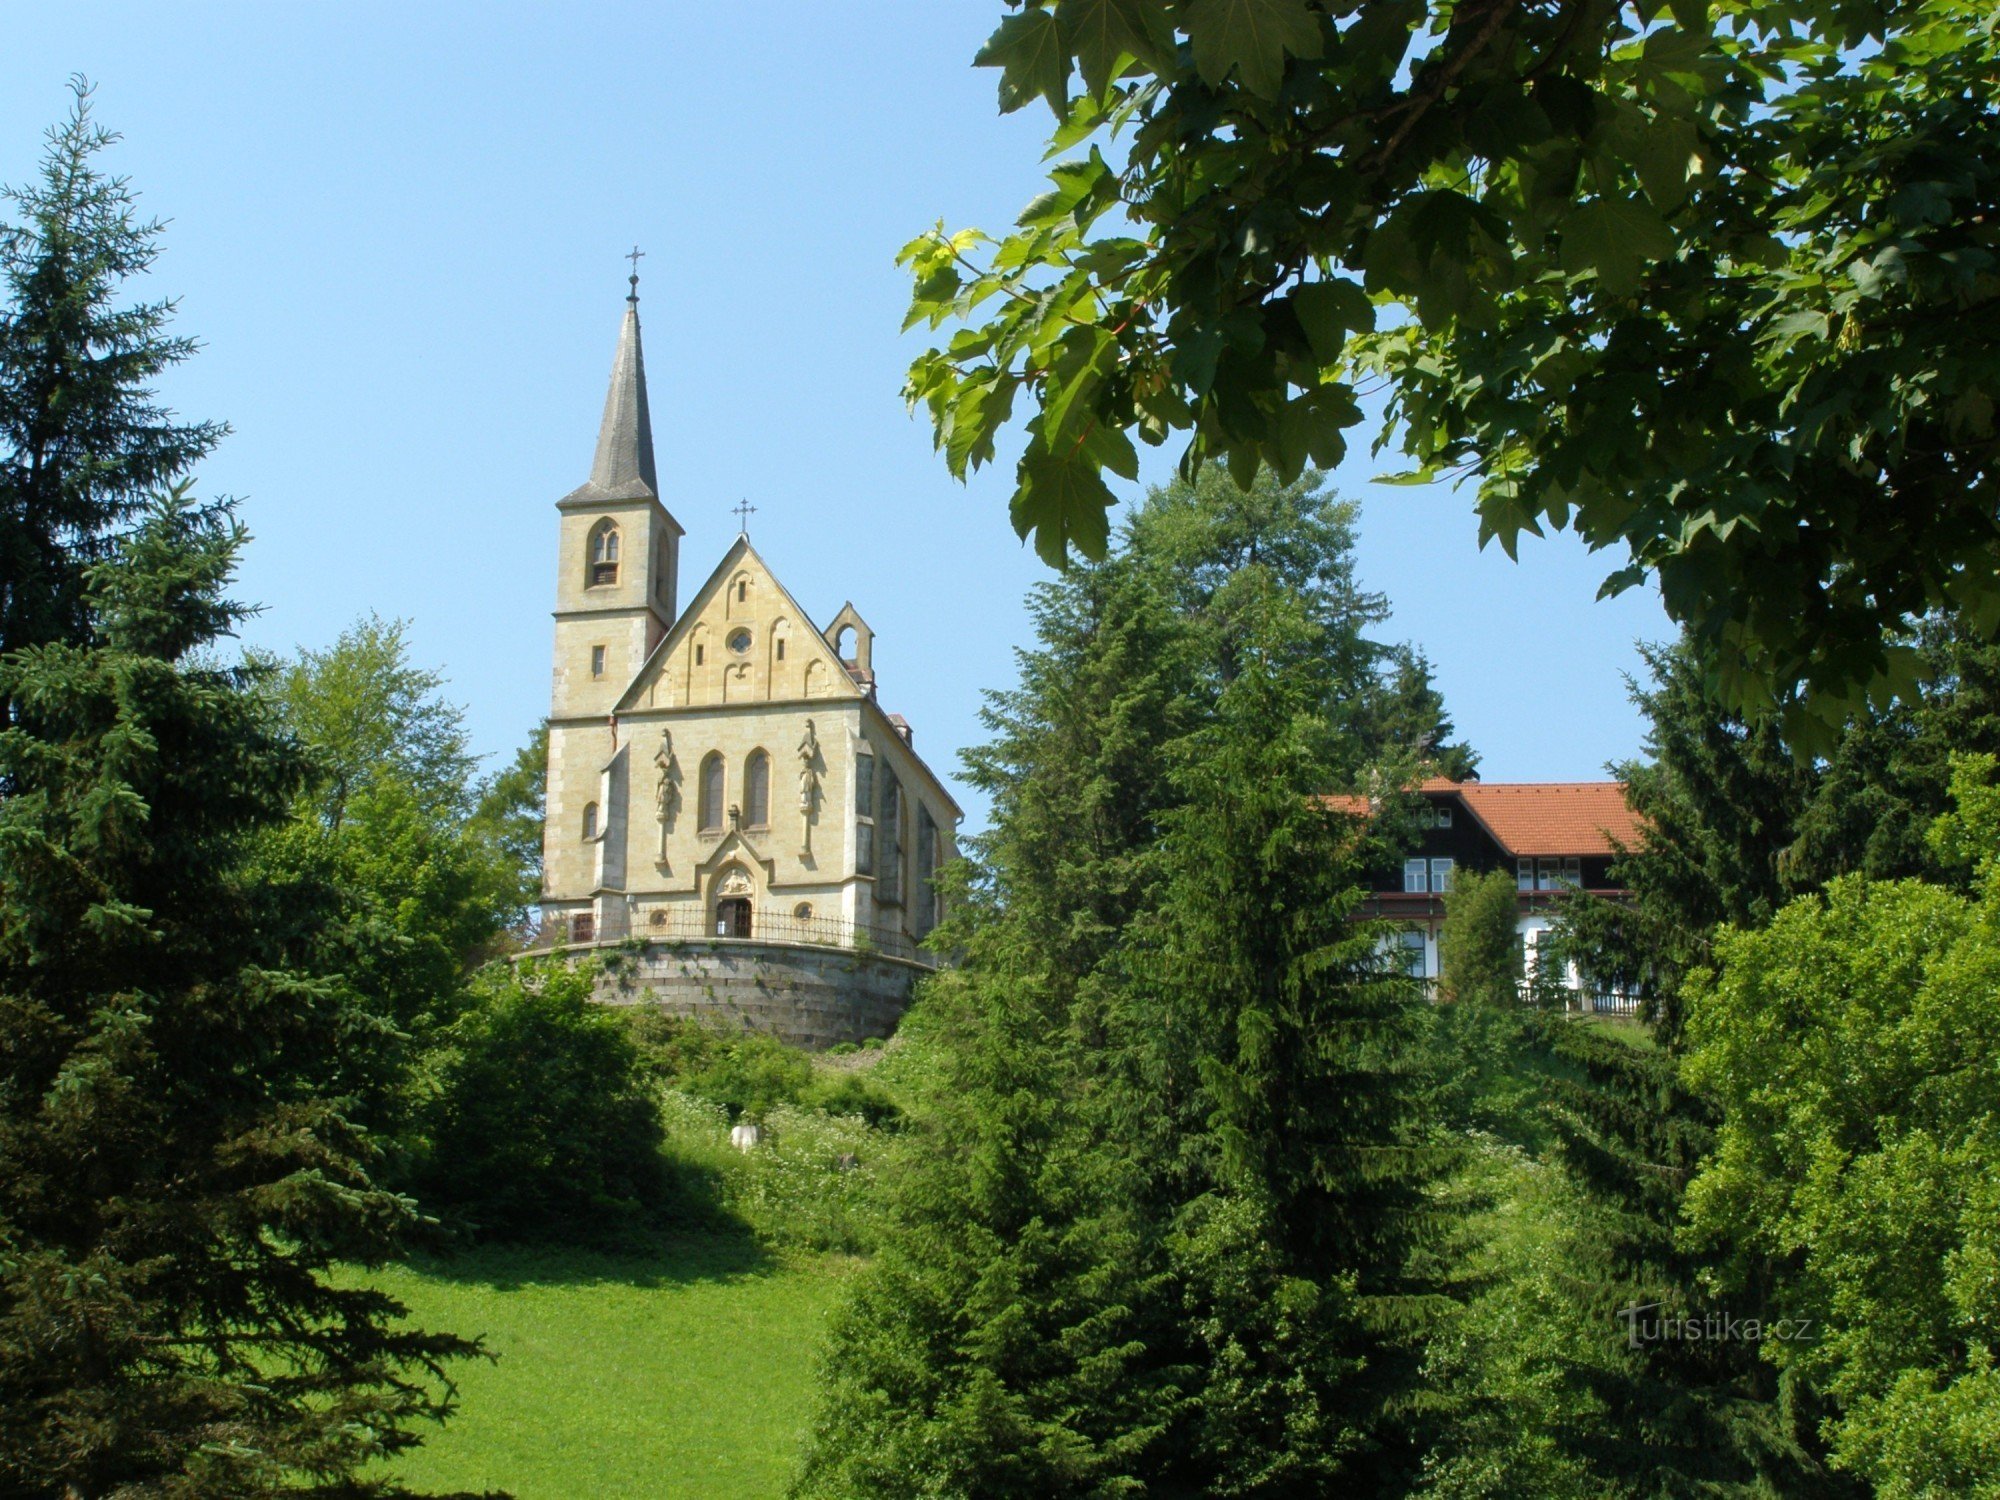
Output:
[733,498,757,533]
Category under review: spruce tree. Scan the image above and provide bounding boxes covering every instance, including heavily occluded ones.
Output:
[798,467,1455,1496]
[0,489,484,1498]
[0,79,222,713]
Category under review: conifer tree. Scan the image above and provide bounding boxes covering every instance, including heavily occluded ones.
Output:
[798,467,1453,1496]
[0,79,222,717]
[0,489,484,1498]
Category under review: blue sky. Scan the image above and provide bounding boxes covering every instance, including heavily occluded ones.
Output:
[3,4,1669,828]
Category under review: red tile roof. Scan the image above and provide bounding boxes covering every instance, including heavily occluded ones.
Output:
[1322,779,1643,857]
[1436,779,1642,857]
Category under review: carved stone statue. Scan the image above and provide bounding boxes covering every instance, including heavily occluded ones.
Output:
[653,729,680,865]
[797,718,823,857]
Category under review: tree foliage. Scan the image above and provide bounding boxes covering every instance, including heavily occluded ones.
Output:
[1436,865,1519,1006]
[0,78,223,730]
[0,490,485,1498]
[906,0,2000,735]
[798,467,1451,1495]
[403,960,673,1244]
[1682,758,2000,1494]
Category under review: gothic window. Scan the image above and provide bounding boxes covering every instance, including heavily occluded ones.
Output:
[915,803,939,938]
[698,753,724,833]
[854,752,875,874]
[587,519,620,587]
[877,775,902,905]
[745,750,770,828]
[582,801,599,840]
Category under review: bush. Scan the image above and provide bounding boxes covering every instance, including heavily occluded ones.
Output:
[405,960,676,1241]
[622,1011,814,1119]
[655,1090,893,1254]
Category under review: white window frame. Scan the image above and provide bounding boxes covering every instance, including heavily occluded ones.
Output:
[1430,857,1454,893]
[1404,858,1429,893]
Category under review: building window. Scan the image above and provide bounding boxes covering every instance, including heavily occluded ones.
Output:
[794,901,813,921]
[728,629,752,655]
[587,519,620,587]
[745,750,770,828]
[1534,857,1582,892]
[694,643,705,666]
[856,752,875,810]
[776,638,786,660]
[1430,857,1454,893]
[1435,805,1453,828]
[915,803,939,938]
[582,801,599,840]
[698,753,724,832]
[877,776,902,905]
[1517,858,1534,892]
[1400,930,1428,979]
[1404,858,1428,893]
[590,645,606,678]
[855,821,874,874]
[570,912,594,944]
[737,579,748,603]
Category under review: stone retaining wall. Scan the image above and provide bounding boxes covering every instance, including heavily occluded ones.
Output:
[535,938,927,1049]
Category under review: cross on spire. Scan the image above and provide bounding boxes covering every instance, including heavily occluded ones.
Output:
[733,498,757,534]
[625,244,645,300]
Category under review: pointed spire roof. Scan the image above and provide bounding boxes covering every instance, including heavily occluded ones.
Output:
[561,276,660,507]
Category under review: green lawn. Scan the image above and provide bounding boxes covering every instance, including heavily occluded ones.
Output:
[375,1236,855,1499]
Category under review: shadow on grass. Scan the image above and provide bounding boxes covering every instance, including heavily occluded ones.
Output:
[403,1226,778,1293]
[397,1153,783,1290]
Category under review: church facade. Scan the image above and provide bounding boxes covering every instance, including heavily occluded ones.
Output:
[537,279,959,1042]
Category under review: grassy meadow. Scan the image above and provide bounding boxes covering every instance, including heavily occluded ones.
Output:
[380,1236,856,1499]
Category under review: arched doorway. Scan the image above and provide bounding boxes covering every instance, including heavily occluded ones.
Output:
[712,862,756,938]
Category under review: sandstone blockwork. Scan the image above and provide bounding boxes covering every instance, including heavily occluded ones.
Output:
[578,940,922,1049]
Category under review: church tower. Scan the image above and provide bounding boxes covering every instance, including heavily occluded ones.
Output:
[550,269,683,723]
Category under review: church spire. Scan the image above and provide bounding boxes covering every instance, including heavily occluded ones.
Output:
[567,262,658,504]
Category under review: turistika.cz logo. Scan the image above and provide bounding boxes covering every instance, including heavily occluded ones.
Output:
[1615,1303,1818,1351]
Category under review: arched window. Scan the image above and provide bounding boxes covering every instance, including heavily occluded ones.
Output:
[582,801,599,840]
[588,519,620,587]
[698,753,724,832]
[745,750,770,828]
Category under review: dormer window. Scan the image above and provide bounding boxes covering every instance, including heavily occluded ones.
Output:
[588,520,620,587]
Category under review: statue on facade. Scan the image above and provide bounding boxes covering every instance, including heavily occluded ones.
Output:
[653,729,679,866]
[797,718,822,858]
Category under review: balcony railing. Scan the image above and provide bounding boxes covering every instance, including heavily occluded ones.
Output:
[617,907,940,967]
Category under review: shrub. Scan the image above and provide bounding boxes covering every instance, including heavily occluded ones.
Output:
[623,1011,813,1119]
[405,960,674,1241]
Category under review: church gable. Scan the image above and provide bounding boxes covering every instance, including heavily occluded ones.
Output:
[616,537,862,712]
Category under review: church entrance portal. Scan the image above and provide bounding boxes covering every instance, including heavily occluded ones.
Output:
[717,898,753,938]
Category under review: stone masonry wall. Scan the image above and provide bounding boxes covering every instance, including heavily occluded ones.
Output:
[572,938,924,1049]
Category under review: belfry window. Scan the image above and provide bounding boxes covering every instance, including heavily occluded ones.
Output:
[588,520,620,587]
[698,753,724,833]
[745,750,770,828]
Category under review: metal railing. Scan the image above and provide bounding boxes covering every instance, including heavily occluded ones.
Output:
[629,906,939,966]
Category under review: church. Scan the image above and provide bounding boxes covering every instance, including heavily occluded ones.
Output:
[538,272,960,1044]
